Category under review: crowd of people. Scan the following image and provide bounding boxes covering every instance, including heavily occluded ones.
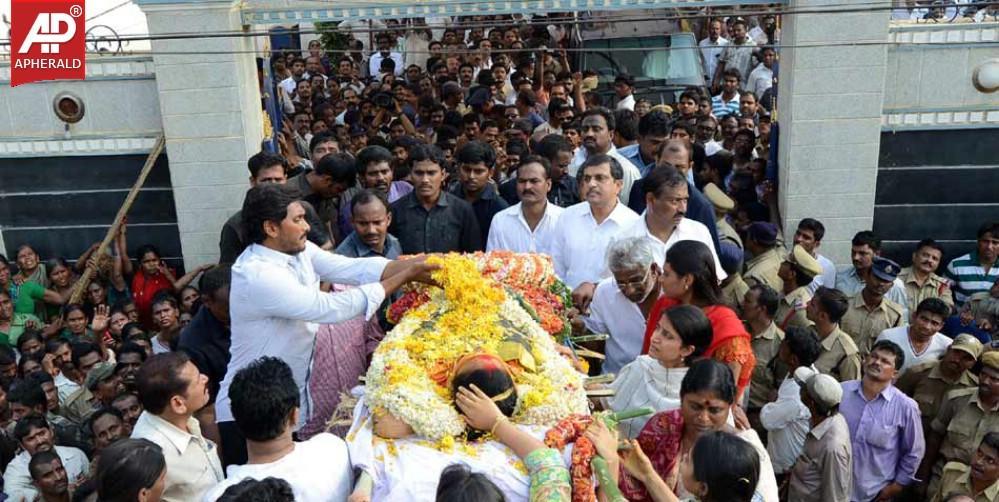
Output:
[0,11,998,502]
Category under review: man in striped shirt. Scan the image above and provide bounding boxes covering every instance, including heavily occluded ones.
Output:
[945,221,999,305]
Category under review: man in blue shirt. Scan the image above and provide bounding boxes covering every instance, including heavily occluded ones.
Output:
[336,190,402,259]
[620,111,670,178]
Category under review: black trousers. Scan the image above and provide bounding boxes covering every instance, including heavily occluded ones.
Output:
[217,420,247,468]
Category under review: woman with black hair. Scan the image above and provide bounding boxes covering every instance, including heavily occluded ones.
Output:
[618,359,778,502]
[620,430,761,502]
[640,240,755,402]
[95,438,167,502]
[130,244,209,330]
[609,305,713,438]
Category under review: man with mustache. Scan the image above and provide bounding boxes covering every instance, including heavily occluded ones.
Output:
[218,183,435,467]
[919,351,999,498]
[389,144,482,254]
[840,257,906,356]
[875,298,953,373]
[835,231,910,319]
[338,191,401,259]
[616,165,724,279]
[898,238,954,314]
[945,221,999,306]
[839,340,924,502]
[486,156,564,256]
[3,414,88,502]
[335,146,413,238]
[933,432,999,502]
[896,334,981,433]
[550,154,639,312]
[567,108,640,206]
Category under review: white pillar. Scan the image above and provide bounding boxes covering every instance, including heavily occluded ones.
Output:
[137,0,263,269]
[776,0,890,264]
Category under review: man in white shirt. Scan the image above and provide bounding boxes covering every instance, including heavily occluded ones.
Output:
[793,218,837,294]
[131,352,223,502]
[747,46,776,97]
[760,328,823,475]
[278,57,308,96]
[615,165,725,279]
[699,18,729,83]
[580,237,661,375]
[217,183,431,466]
[3,415,89,502]
[874,298,952,373]
[368,33,404,77]
[203,357,352,502]
[551,154,640,312]
[614,74,636,111]
[487,156,564,255]
[567,108,641,206]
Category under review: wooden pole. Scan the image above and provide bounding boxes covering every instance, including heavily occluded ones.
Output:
[68,135,166,305]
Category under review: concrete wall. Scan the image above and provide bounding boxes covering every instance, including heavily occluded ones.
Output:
[137,0,264,270]
[776,0,890,265]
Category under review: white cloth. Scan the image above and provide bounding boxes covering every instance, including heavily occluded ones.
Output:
[875,326,952,373]
[368,52,404,76]
[486,202,564,256]
[346,394,572,502]
[130,411,223,502]
[567,144,641,206]
[609,356,686,439]
[703,140,724,156]
[616,94,636,111]
[550,201,639,289]
[202,434,352,502]
[54,372,80,405]
[217,241,388,425]
[747,63,774,97]
[698,37,729,82]
[807,254,838,295]
[614,215,727,281]
[3,446,88,502]
[279,76,299,95]
[584,277,648,375]
[760,369,813,474]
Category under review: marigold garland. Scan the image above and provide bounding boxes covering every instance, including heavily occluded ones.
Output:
[365,252,587,444]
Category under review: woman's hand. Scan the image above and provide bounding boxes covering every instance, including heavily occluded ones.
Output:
[91,305,109,333]
[583,418,618,460]
[372,412,414,439]
[455,383,503,431]
[620,439,656,483]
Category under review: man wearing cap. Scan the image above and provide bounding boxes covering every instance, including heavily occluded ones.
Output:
[875,298,953,373]
[932,432,999,502]
[841,257,907,356]
[836,231,910,319]
[614,74,636,111]
[807,287,863,382]
[744,222,784,292]
[776,245,822,331]
[899,238,954,314]
[705,183,742,250]
[86,362,124,408]
[788,371,853,502]
[919,351,999,497]
[896,334,981,434]
[719,243,750,311]
[840,340,925,502]
[760,328,823,476]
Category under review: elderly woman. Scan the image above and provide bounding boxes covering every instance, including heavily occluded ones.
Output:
[572,236,662,375]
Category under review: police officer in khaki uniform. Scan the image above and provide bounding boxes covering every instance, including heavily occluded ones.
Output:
[705,183,742,250]
[840,257,906,356]
[898,238,955,315]
[744,222,783,292]
[718,242,749,312]
[743,284,785,416]
[931,432,999,502]
[775,245,821,331]
[806,286,862,382]
[920,351,999,497]
[896,334,982,433]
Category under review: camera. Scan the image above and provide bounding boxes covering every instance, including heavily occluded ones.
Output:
[373,92,396,109]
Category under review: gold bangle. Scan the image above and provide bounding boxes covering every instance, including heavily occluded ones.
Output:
[490,416,508,436]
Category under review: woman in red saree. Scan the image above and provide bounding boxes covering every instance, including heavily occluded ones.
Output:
[640,240,755,401]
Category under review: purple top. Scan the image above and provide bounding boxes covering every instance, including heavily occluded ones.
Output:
[839,380,925,502]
